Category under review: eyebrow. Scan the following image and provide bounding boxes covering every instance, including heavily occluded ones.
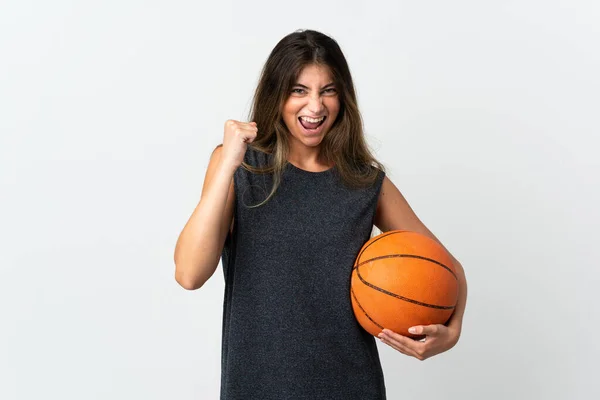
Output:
[293,83,336,90]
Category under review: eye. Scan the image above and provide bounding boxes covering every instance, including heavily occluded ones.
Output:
[291,88,305,94]
[322,88,337,95]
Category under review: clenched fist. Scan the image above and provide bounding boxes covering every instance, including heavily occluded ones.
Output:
[220,119,258,169]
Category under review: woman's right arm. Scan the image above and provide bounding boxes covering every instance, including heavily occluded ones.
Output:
[173,145,235,290]
[173,120,257,290]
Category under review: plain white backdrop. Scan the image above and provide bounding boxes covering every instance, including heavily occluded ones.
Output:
[1,1,599,399]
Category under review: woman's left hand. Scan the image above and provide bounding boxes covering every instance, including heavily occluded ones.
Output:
[378,324,460,361]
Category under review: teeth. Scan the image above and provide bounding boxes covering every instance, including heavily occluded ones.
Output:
[300,116,325,123]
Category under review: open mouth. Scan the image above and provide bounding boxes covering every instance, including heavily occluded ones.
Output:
[298,116,326,132]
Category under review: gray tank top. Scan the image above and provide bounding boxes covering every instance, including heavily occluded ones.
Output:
[220,146,387,399]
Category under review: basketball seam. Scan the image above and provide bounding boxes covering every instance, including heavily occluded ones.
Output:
[351,287,383,330]
[355,230,399,265]
[353,254,458,281]
[355,263,456,310]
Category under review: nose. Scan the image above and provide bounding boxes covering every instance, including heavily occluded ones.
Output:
[307,93,324,114]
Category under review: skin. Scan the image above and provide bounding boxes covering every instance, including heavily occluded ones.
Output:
[281,64,340,171]
[373,182,467,361]
[281,63,468,361]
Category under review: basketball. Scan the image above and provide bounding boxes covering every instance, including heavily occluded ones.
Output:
[350,230,459,339]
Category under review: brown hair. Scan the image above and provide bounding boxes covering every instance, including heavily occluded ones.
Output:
[244,29,385,206]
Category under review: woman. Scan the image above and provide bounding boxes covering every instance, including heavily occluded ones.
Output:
[174,29,467,399]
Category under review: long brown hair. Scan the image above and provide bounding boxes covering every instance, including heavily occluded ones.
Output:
[244,29,385,206]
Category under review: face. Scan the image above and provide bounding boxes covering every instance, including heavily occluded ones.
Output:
[281,64,340,150]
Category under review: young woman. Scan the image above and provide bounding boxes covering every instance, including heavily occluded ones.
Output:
[174,29,467,400]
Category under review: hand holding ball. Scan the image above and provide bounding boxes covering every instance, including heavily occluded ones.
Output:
[351,230,459,339]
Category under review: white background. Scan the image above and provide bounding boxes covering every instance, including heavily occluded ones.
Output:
[1,1,599,399]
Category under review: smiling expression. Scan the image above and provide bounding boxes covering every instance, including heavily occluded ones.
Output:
[281,64,341,149]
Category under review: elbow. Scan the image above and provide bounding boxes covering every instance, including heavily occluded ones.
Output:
[173,250,219,290]
[174,267,205,291]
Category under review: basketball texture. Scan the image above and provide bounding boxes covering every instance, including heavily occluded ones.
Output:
[350,230,458,339]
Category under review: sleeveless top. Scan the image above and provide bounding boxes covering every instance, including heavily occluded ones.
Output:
[220,146,387,400]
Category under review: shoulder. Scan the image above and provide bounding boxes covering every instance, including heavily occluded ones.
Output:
[212,143,223,154]
[373,175,461,268]
[374,176,425,234]
[354,163,386,183]
[203,144,234,187]
[206,144,233,176]
[206,144,224,170]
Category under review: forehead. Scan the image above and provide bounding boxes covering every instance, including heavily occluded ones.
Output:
[295,64,333,85]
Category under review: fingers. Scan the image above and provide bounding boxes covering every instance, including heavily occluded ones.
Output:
[409,324,442,337]
[240,122,258,143]
[224,119,258,144]
[379,325,447,361]
[379,329,428,361]
[225,119,257,131]
[379,332,421,359]
[221,119,259,168]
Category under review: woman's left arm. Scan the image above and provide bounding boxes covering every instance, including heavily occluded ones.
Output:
[373,176,468,360]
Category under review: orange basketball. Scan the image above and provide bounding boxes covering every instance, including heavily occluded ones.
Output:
[350,230,458,339]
